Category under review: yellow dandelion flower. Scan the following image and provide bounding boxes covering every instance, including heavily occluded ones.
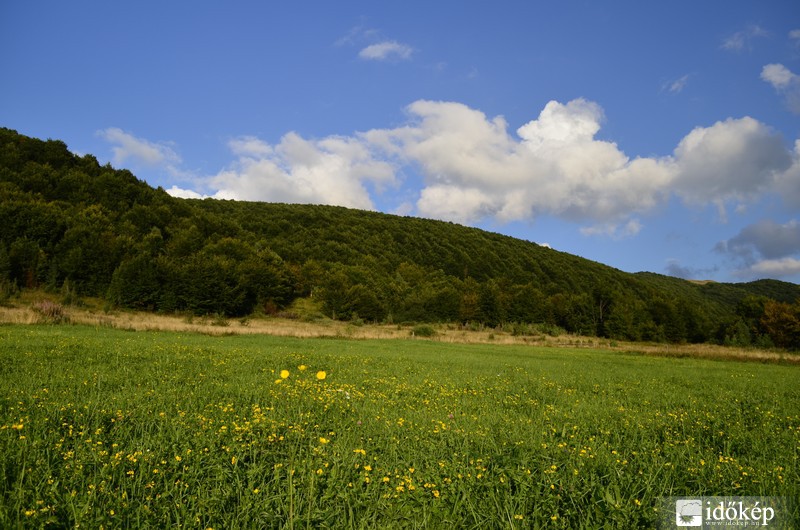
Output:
[319,437,329,444]
[280,370,290,379]
[316,370,327,380]
[514,514,523,520]
[274,379,283,384]
[298,365,307,371]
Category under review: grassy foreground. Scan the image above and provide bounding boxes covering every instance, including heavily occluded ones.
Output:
[0,325,797,528]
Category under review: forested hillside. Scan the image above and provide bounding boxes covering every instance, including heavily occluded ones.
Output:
[2,127,799,347]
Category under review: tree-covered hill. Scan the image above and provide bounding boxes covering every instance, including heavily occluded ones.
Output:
[2,127,799,347]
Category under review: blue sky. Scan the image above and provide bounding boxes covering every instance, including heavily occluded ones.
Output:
[2,1,800,284]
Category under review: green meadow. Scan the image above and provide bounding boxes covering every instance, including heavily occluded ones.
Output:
[1,324,797,528]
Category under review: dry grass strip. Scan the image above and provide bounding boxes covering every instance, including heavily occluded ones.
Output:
[2,303,798,365]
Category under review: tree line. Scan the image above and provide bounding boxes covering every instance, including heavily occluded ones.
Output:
[2,127,799,348]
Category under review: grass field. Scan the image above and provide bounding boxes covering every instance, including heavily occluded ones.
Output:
[1,324,798,528]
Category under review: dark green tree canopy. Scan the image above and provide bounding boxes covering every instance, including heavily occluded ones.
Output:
[2,127,799,346]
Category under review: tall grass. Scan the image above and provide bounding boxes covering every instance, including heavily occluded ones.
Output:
[0,325,797,528]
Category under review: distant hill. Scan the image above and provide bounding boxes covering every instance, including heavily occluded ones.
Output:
[2,127,799,347]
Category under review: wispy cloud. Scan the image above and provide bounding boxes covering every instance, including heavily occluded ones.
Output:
[580,219,643,239]
[337,23,414,62]
[669,75,689,93]
[664,259,718,280]
[98,127,199,185]
[359,41,414,61]
[98,127,180,167]
[335,24,380,47]
[721,24,769,52]
[662,74,690,94]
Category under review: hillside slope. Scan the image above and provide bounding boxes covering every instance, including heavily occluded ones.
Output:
[2,127,799,346]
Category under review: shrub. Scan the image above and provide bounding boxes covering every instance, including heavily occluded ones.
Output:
[507,322,539,337]
[0,279,18,306]
[537,322,564,337]
[211,313,230,327]
[60,280,80,306]
[31,300,70,324]
[288,297,326,322]
[411,324,437,337]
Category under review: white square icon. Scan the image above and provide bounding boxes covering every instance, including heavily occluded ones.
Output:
[675,499,703,527]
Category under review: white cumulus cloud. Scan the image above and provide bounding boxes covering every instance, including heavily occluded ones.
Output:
[159,98,798,245]
[761,64,800,115]
[762,64,796,89]
[209,132,396,210]
[365,98,672,227]
[672,117,792,204]
[363,99,794,233]
[165,186,207,199]
[737,257,800,279]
